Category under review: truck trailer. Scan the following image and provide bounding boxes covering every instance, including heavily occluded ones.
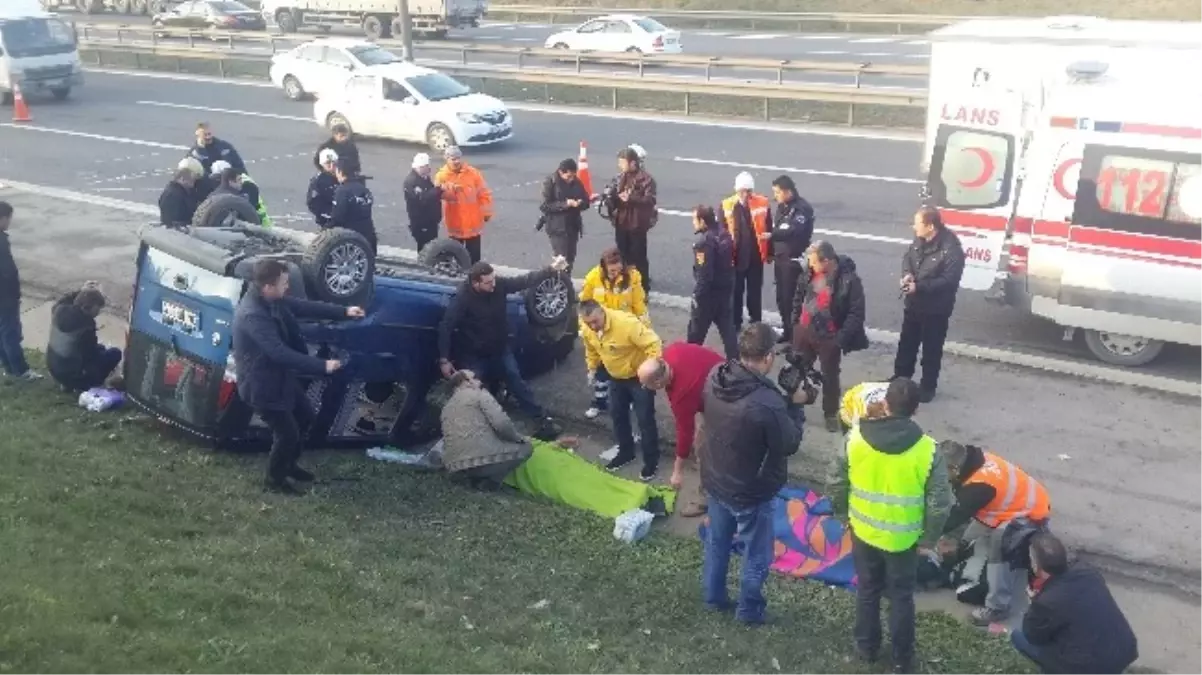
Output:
[261,0,487,39]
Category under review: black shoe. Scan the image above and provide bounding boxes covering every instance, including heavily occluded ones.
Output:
[824,416,841,433]
[263,477,300,495]
[855,648,880,665]
[891,658,914,674]
[289,466,316,482]
[605,453,636,472]
[532,417,563,441]
[918,387,937,403]
[640,465,657,482]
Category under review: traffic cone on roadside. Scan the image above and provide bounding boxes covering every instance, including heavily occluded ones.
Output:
[578,141,593,195]
[11,84,31,123]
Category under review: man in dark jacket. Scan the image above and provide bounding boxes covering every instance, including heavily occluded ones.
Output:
[1013,533,1138,674]
[437,258,570,439]
[46,285,122,391]
[699,323,806,625]
[158,165,201,228]
[330,160,377,254]
[189,122,245,175]
[894,206,965,402]
[769,175,815,343]
[403,152,442,252]
[789,240,868,432]
[233,259,363,493]
[686,204,737,359]
[0,201,40,381]
[313,123,360,174]
[609,147,657,294]
[539,158,591,271]
[307,148,340,228]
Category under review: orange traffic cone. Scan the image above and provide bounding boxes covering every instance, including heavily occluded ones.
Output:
[577,141,593,195]
[11,84,31,123]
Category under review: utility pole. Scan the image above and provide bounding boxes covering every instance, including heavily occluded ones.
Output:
[397,0,415,62]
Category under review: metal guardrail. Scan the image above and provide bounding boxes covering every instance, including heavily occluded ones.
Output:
[77,42,926,125]
[74,24,930,85]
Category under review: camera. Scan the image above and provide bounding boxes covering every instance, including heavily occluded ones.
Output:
[596,177,620,221]
[777,351,823,406]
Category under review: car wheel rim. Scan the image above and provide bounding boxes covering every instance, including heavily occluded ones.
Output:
[533,276,569,321]
[1098,332,1149,357]
[432,255,461,276]
[323,243,368,296]
[430,126,453,151]
[285,78,300,97]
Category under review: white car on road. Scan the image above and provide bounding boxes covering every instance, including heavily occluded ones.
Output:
[543,14,682,55]
[312,61,512,152]
[269,37,406,100]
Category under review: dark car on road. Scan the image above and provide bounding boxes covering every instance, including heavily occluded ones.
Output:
[124,194,577,449]
[152,0,266,32]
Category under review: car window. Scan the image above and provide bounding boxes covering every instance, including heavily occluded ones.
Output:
[296,44,324,61]
[576,19,605,34]
[345,75,379,98]
[1094,154,1202,225]
[323,48,353,67]
[633,17,668,32]
[937,129,1011,209]
[172,1,194,13]
[404,73,470,102]
[347,44,400,66]
[604,20,633,34]
[207,0,250,11]
[383,78,413,102]
[190,1,212,15]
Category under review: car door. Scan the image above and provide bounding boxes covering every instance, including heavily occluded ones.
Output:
[570,19,606,51]
[380,78,422,142]
[318,46,357,96]
[341,74,384,136]
[187,0,214,29]
[600,19,635,52]
[160,1,193,28]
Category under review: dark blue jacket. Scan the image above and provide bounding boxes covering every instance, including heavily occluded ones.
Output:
[307,172,339,227]
[189,137,246,175]
[0,231,22,312]
[232,288,346,411]
[691,224,734,298]
[1023,565,1138,674]
[331,176,376,242]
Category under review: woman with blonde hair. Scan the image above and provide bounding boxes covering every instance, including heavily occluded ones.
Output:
[578,247,649,418]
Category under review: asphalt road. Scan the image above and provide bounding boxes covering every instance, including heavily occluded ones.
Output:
[74,20,929,90]
[0,69,1197,380]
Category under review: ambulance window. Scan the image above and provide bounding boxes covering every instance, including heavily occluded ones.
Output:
[1168,163,1202,226]
[1095,155,1202,226]
[938,130,1010,209]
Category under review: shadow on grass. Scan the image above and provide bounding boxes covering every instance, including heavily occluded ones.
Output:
[0,353,1031,673]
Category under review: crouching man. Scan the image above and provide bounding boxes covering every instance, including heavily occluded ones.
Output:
[46,284,122,391]
[440,369,534,492]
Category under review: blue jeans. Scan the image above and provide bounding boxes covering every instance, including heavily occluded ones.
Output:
[591,365,611,409]
[0,307,30,376]
[703,496,774,623]
[464,349,544,419]
[607,376,658,471]
[1011,630,1049,672]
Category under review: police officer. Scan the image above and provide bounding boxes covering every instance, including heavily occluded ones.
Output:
[330,159,377,255]
[686,205,737,359]
[769,175,814,343]
[307,149,339,228]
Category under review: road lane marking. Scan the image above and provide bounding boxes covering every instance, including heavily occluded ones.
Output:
[859,52,894,57]
[904,40,930,46]
[1,177,1193,397]
[905,53,930,59]
[729,33,788,40]
[86,69,925,142]
[673,156,924,185]
[850,37,897,44]
[696,31,732,37]
[0,123,188,150]
[808,50,849,55]
[135,100,312,122]
[794,35,844,40]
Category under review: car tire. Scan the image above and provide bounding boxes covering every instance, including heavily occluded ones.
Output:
[363,15,388,40]
[192,192,261,229]
[131,0,148,14]
[1082,329,1165,367]
[519,322,577,378]
[301,227,376,307]
[276,10,298,33]
[524,271,574,327]
[149,0,167,13]
[425,122,456,153]
[113,0,131,13]
[326,112,352,134]
[552,42,569,49]
[50,87,70,101]
[418,237,472,277]
[282,75,305,100]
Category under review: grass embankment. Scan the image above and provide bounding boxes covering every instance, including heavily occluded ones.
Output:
[81,49,926,128]
[0,355,1031,673]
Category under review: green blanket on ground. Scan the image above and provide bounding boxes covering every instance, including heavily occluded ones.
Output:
[504,440,677,518]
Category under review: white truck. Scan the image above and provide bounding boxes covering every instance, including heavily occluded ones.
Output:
[262,0,487,40]
[1,0,84,103]
[38,0,176,17]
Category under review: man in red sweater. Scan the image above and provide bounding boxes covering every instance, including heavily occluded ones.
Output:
[638,340,726,517]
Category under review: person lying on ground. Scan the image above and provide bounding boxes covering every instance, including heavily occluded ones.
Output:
[47,284,123,392]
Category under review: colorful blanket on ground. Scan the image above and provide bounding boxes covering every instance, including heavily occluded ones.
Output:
[698,485,857,589]
[504,440,677,519]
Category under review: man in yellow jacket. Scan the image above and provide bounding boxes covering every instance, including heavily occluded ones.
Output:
[578,299,663,481]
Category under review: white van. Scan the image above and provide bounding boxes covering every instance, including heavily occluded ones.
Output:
[922,16,1202,366]
[0,0,83,103]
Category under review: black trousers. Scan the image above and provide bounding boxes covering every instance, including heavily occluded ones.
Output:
[893,310,951,391]
[733,262,764,329]
[686,290,737,359]
[852,532,918,665]
[411,226,437,253]
[792,326,843,418]
[614,229,651,293]
[547,230,580,271]
[453,235,482,264]
[773,258,802,341]
[258,392,315,483]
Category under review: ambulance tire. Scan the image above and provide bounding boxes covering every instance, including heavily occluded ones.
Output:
[301,227,376,308]
[524,271,574,327]
[192,192,261,229]
[1082,329,1165,367]
[418,237,472,277]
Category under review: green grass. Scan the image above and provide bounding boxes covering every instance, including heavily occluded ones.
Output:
[0,355,1032,673]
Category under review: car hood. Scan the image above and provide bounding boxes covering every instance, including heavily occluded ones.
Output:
[437,92,507,116]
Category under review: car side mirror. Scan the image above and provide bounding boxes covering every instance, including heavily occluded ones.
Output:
[402,96,418,106]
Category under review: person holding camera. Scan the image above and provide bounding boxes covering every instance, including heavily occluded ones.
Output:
[699,323,806,625]
[788,240,869,433]
[538,158,593,271]
[607,147,657,294]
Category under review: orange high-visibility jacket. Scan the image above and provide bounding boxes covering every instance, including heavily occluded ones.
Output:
[965,451,1051,528]
[721,193,772,263]
[436,163,493,239]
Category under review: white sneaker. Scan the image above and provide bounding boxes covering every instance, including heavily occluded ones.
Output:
[599,444,620,462]
[585,406,601,419]
[16,370,43,381]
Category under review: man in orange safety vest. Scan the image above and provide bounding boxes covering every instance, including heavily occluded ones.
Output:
[721,172,773,333]
[436,145,493,264]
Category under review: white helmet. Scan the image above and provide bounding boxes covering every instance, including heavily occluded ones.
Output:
[318,148,339,166]
[628,143,647,161]
[177,156,203,176]
[210,159,233,175]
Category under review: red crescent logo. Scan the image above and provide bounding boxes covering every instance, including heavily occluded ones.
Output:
[957,147,995,189]
[1053,158,1082,200]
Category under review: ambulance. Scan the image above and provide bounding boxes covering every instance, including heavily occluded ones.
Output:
[921,16,1202,367]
